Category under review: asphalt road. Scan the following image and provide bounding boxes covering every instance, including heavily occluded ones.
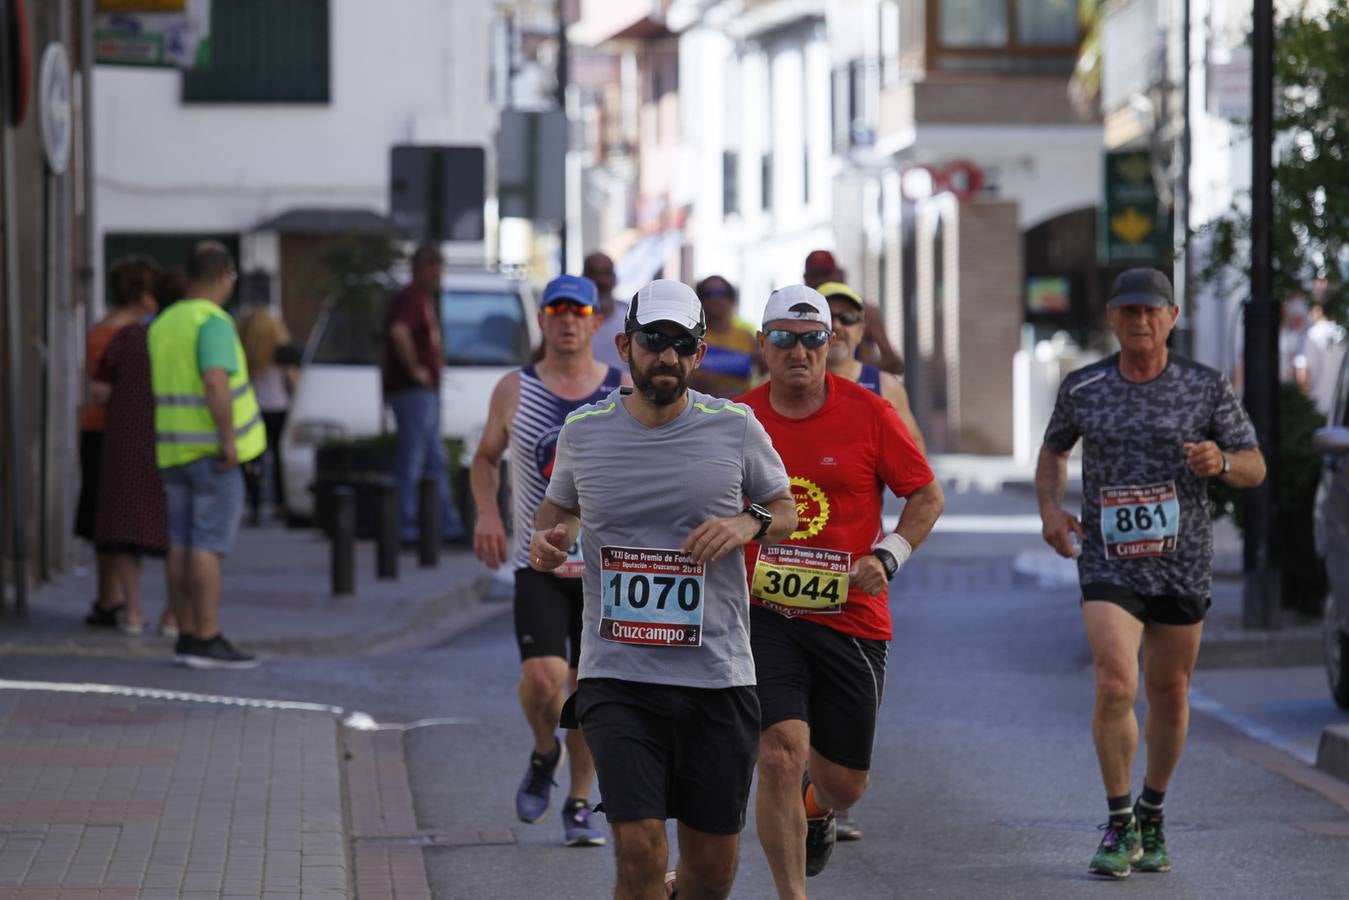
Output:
[6,485,1349,898]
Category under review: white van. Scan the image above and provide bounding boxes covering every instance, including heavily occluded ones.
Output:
[280,270,538,520]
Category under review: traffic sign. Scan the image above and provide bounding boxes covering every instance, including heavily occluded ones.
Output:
[389,146,486,242]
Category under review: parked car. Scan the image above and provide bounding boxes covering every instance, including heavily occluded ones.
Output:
[1314,350,1349,708]
[280,270,539,520]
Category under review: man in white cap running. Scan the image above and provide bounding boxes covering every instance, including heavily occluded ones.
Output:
[530,280,797,899]
[739,285,943,896]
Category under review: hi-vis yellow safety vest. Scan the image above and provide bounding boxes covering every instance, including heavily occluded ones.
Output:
[148,299,266,469]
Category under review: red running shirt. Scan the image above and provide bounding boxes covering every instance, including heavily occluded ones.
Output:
[738,374,934,640]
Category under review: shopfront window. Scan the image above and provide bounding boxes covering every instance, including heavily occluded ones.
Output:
[936,0,1078,51]
[1017,0,1079,45]
[939,0,1008,48]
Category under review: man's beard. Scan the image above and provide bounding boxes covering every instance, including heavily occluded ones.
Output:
[631,359,688,406]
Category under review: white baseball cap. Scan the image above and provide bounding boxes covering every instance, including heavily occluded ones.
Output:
[625,279,707,337]
[761,285,831,330]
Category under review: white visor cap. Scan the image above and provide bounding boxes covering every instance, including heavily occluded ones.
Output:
[761,285,832,330]
[626,279,707,336]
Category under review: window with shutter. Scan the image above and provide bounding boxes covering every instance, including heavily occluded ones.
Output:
[182,0,330,104]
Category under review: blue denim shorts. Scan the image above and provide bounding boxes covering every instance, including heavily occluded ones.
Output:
[162,456,244,555]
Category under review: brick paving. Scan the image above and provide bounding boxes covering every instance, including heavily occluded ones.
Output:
[345,731,432,900]
[0,688,350,898]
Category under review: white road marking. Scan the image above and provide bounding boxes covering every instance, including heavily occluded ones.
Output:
[0,679,475,732]
[883,514,1044,534]
[1188,687,1318,765]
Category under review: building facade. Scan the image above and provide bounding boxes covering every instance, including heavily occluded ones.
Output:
[572,0,1103,453]
[1,0,94,605]
[94,0,495,344]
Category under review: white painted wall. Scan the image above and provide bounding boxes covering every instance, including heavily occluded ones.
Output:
[1187,0,1255,374]
[94,0,493,278]
[676,15,835,324]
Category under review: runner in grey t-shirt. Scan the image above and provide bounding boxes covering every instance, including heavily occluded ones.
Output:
[1036,268,1266,880]
[1043,353,1258,602]
[529,280,795,899]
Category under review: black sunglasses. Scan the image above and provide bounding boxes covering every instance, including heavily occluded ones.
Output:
[764,329,831,350]
[831,310,864,326]
[633,329,702,357]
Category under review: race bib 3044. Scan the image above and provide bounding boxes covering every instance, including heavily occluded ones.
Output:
[752,545,850,617]
[1100,482,1180,560]
[599,547,705,647]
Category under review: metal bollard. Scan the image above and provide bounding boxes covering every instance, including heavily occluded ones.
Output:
[417,477,439,568]
[376,479,399,580]
[331,486,355,596]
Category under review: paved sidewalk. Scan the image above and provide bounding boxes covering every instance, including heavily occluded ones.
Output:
[1,521,503,661]
[0,685,348,899]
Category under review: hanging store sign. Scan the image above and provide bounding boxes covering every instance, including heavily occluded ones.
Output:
[1099,150,1172,265]
[899,160,985,203]
[38,43,71,175]
[95,0,209,68]
[1209,47,1252,121]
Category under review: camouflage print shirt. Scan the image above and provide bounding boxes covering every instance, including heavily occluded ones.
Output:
[1043,353,1258,600]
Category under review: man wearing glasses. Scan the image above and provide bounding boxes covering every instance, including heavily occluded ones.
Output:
[690,275,763,399]
[470,274,626,848]
[737,285,944,896]
[817,281,925,453]
[529,280,796,899]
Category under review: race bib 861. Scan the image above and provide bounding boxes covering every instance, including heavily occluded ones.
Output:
[1100,482,1180,560]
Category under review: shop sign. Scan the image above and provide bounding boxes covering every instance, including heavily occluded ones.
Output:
[1099,150,1172,265]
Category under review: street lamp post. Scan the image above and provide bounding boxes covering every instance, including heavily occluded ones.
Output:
[1242,0,1280,629]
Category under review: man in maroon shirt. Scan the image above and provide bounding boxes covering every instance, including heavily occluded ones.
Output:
[383,244,464,543]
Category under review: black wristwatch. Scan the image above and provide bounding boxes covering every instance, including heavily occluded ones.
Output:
[744,503,773,541]
[1219,453,1231,476]
[873,548,900,580]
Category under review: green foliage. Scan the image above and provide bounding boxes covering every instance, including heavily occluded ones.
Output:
[1209,382,1326,616]
[1197,6,1349,322]
[320,234,404,309]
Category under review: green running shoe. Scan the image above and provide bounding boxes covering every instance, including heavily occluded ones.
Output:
[1088,819,1142,879]
[1135,814,1171,872]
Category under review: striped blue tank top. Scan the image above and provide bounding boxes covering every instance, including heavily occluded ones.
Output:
[509,363,624,569]
[858,363,883,396]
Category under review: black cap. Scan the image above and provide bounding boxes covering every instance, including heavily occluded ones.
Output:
[1108,268,1174,309]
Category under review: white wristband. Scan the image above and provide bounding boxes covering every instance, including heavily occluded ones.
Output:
[875,533,913,571]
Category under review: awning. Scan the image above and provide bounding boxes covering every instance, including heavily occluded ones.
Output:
[613,230,684,299]
[252,208,394,235]
[567,3,671,48]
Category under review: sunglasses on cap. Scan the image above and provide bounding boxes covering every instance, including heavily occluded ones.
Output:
[543,300,595,318]
[764,329,831,350]
[831,310,864,326]
[632,329,702,357]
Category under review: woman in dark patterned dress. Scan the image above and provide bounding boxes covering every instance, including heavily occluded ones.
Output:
[91,296,168,635]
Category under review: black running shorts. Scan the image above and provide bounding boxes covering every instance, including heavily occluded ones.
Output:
[575,677,760,835]
[513,568,584,666]
[750,604,888,771]
[1082,582,1211,626]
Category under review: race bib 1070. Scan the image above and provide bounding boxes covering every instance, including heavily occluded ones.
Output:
[1100,482,1180,560]
[599,547,705,647]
